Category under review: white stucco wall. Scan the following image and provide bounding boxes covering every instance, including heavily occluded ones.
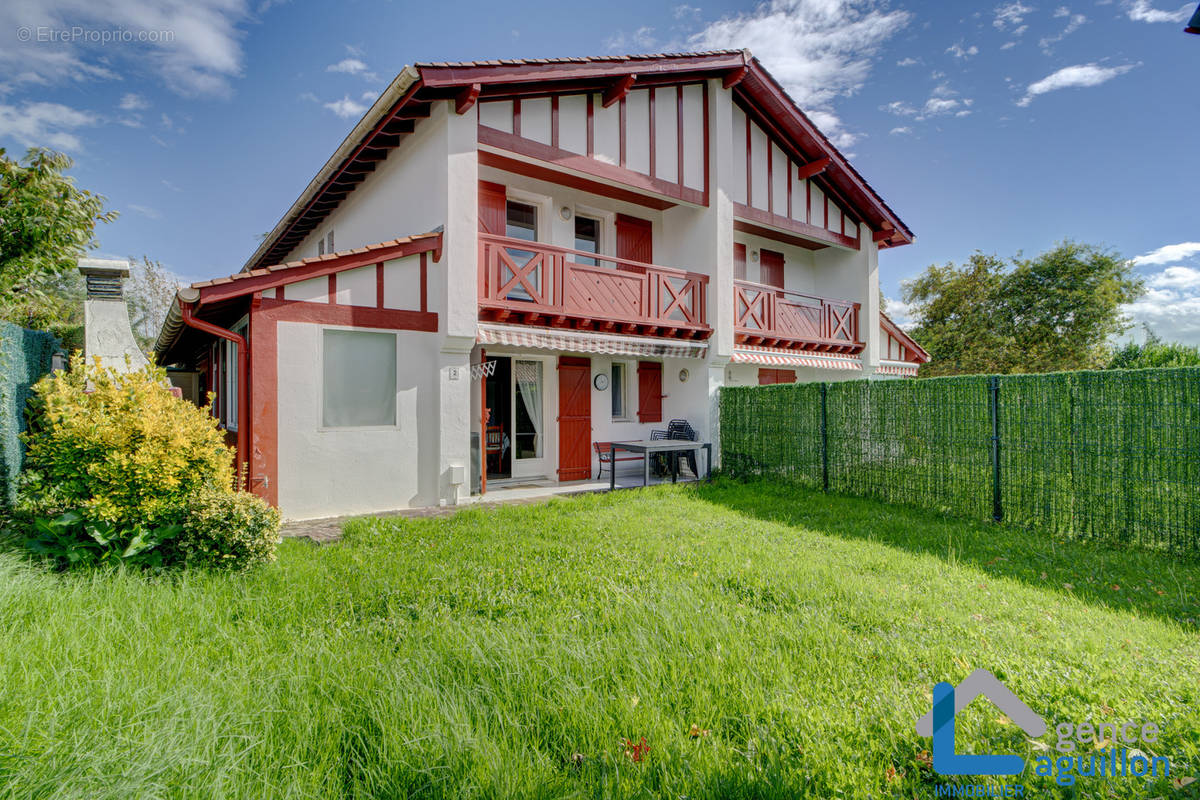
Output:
[275,321,441,519]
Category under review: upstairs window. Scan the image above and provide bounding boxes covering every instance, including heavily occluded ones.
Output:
[574,215,600,266]
[505,201,537,242]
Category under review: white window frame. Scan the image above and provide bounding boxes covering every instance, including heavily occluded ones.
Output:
[318,325,401,431]
[504,187,552,244]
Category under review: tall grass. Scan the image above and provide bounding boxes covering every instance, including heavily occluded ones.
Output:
[0,482,1197,799]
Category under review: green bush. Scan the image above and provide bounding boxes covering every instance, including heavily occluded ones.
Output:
[176,488,281,571]
[20,355,234,528]
[21,509,182,570]
[11,356,281,572]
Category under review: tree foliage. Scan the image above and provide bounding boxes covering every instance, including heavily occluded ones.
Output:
[903,241,1144,376]
[1107,326,1200,370]
[126,256,181,351]
[0,148,116,340]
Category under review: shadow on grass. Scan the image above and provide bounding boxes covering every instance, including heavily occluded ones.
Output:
[695,478,1200,630]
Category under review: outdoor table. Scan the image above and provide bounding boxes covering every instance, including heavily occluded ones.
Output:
[608,440,713,490]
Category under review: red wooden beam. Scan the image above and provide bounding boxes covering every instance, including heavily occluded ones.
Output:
[455,83,481,114]
[602,74,636,108]
[795,157,831,181]
[722,66,749,89]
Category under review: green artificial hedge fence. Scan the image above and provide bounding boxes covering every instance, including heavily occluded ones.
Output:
[0,323,59,513]
[719,368,1200,556]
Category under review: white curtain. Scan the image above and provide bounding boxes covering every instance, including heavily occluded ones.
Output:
[515,360,542,458]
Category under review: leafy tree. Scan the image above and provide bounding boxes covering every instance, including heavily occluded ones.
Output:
[903,241,1144,376]
[1107,326,1200,369]
[125,256,181,352]
[0,148,116,340]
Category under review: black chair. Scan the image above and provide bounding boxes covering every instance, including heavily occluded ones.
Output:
[649,429,671,477]
[666,419,699,477]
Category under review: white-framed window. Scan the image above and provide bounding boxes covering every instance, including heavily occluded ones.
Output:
[321,328,397,428]
[574,214,601,265]
[611,361,630,420]
[317,228,335,256]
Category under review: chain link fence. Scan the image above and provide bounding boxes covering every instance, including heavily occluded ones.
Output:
[719,368,1200,556]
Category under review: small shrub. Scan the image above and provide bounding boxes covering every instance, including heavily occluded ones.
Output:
[176,488,281,571]
[21,355,234,528]
[20,509,182,570]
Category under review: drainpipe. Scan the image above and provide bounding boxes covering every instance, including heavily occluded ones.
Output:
[180,300,249,489]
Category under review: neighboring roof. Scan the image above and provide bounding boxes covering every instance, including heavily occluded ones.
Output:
[243,50,913,272]
[880,311,930,364]
[155,231,442,359]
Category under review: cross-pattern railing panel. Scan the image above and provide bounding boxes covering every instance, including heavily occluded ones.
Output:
[733,279,862,353]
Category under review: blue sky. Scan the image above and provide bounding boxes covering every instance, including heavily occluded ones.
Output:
[1,0,1197,340]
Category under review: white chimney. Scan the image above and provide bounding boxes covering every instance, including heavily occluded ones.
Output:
[78,258,149,372]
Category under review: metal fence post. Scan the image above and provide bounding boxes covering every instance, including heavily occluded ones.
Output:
[820,383,829,492]
[989,375,1002,522]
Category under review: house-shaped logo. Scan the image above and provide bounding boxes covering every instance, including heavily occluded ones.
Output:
[915,668,1046,776]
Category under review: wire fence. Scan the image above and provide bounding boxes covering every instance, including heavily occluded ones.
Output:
[719,368,1200,556]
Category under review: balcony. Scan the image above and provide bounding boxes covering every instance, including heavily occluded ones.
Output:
[734,280,862,353]
[478,234,710,339]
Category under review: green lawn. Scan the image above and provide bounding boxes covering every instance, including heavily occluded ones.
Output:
[1,481,1197,799]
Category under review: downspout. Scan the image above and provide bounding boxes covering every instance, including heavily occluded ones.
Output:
[180,299,250,489]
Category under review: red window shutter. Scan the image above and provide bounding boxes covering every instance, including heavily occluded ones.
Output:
[478,180,506,235]
[760,248,784,288]
[758,368,774,385]
[758,368,797,385]
[616,214,653,264]
[637,361,663,423]
[734,243,747,281]
[777,369,796,384]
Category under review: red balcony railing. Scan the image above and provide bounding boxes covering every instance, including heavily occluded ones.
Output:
[479,233,710,339]
[734,280,862,353]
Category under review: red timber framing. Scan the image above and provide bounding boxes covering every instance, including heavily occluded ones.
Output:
[476,80,709,208]
[180,234,442,506]
[247,52,911,274]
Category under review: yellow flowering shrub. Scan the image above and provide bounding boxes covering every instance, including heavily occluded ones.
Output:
[176,487,281,570]
[22,356,235,528]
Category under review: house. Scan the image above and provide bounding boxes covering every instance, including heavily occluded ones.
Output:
[154,50,929,520]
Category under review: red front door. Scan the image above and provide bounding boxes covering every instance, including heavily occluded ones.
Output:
[557,356,592,481]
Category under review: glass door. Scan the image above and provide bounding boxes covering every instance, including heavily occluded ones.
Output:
[512,358,547,478]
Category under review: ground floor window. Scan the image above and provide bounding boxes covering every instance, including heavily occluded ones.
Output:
[322,329,397,428]
[611,361,629,420]
[513,359,543,459]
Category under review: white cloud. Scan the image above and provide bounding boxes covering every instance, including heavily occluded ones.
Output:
[1124,0,1193,22]
[881,100,918,115]
[0,100,96,151]
[326,57,379,81]
[993,1,1034,29]
[298,91,319,103]
[128,203,161,219]
[690,0,912,149]
[324,94,368,119]
[0,0,253,97]
[161,178,182,192]
[1054,5,1071,16]
[118,92,149,111]
[888,126,912,135]
[896,57,919,66]
[924,97,960,114]
[883,296,918,328]
[946,42,980,58]
[1132,242,1200,266]
[1017,62,1138,106]
[1000,40,1019,49]
[1039,12,1087,49]
[1147,266,1200,289]
[604,26,658,52]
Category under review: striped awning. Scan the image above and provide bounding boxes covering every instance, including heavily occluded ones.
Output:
[731,346,862,371]
[477,323,709,359]
[877,360,920,377]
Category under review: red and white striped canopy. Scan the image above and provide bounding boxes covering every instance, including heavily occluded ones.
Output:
[877,360,920,377]
[477,323,709,359]
[731,346,862,371]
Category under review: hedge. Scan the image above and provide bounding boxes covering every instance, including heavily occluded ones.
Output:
[0,323,59,513]
[719,368,1200,556]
